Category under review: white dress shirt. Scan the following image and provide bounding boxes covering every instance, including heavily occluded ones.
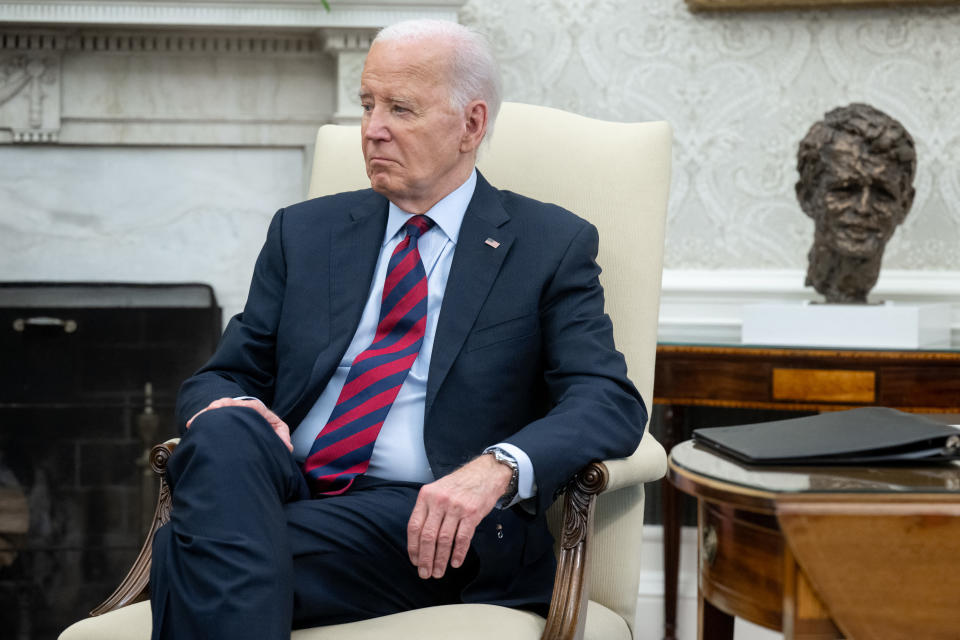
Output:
[290,169,535,504]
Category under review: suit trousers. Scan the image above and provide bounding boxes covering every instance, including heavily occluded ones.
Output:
[149,406,479,640]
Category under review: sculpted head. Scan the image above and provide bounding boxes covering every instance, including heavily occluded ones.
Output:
[796,104,917,302]
[360,20,502,214]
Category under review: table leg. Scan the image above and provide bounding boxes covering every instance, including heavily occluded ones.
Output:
[698,589,735,640]
[782,552,843,640]
[662,404,684,640]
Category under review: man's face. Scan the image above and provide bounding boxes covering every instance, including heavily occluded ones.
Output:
[809,137,910,259]
[359,39,475,213]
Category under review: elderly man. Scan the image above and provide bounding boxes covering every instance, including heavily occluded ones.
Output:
[150,19,645,640]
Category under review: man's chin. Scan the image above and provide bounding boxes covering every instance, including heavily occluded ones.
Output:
[826,239,884,259]
[368,174,395,195]
[370,181,395,197]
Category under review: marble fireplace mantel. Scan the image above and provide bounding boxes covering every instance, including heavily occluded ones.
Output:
[0,1,465,29]
[0,0,467,145]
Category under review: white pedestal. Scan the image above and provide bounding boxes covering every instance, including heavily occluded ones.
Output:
[742,302,952,349]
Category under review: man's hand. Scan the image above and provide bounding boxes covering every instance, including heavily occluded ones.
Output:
[186,397,293,452]
[406,453,512,580]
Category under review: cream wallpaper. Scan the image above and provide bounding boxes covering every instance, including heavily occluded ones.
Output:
[461,0,960,271]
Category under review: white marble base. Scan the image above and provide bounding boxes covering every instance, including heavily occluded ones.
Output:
[742,301,952,349]
[658,270,960,348]
[0,145,305,320]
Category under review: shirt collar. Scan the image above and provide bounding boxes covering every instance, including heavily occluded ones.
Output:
[384,168,477,247]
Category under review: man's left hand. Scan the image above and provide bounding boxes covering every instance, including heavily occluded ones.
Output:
[406,454,512,579]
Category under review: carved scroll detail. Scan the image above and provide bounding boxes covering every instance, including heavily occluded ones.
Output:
[90,441,178,616]
[541,461,609,640]
[150,441,174,475]
[559,462,608,550]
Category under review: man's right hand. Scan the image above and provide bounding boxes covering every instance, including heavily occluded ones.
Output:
[186,397,293,452]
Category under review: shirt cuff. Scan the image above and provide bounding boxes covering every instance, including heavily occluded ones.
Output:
[486,442,537,508]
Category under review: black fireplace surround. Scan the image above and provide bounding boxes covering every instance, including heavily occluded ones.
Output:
[0,282,221,639]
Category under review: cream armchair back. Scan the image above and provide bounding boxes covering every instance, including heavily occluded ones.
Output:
[60,102,670,640]
[309,102,672,637]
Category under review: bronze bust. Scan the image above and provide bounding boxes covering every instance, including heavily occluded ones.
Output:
[796,103,917,303]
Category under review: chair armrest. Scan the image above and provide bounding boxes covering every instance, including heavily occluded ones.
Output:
[600,433,667,495]
[540,433,666,640]
[540,461,606,640]
[90,439,179,616]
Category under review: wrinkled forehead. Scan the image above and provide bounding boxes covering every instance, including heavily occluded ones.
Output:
[361,38,454,94]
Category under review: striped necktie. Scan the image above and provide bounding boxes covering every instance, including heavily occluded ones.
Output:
[303,215,435,495]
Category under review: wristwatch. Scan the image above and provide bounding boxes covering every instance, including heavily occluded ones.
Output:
[485,446,519,507]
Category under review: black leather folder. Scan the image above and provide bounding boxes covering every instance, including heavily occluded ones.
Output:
[692,407,960,465]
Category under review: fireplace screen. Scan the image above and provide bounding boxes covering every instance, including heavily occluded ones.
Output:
[0,282,220,639]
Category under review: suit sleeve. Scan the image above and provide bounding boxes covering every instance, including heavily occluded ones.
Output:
[504,222,647,515]
[175,209,288,432]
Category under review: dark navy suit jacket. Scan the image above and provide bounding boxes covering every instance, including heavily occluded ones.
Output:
[175,172,647,607]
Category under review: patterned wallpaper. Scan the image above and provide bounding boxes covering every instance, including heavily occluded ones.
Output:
[461,0,960,271]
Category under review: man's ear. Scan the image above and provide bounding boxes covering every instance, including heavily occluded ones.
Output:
[460,100,488,153]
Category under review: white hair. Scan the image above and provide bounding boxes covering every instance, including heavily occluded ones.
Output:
[373,19,502,139]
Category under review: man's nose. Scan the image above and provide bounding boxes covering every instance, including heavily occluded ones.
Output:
[364,107,390,141]
[855,186,871,213]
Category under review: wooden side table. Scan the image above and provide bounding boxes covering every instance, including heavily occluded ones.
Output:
[667,440,960,640]
[653,343,960,640]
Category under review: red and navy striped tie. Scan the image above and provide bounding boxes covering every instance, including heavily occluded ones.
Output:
[303,215,435,495]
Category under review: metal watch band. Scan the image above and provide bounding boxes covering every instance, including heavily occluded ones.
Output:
[486,446,519,506]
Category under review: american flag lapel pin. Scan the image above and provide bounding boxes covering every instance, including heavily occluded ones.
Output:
[484,237,501,249]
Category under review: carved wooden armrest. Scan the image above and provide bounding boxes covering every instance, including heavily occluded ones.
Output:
[90,439,179,616]
[539,460,609,640]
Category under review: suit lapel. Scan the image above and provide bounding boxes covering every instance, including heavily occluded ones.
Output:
[329,193,389,347]
[288,191,387,427]
[426,173,514,417]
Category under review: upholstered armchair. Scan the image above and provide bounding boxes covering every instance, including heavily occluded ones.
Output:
[60,102,671,640]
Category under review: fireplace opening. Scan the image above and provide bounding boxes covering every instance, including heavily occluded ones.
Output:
[0,282,221,639]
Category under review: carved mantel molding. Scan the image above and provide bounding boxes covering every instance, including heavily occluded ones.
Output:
[0,51,59,141]
[0,0,467,143]
[0,1,464,29]
[323,28,376,124]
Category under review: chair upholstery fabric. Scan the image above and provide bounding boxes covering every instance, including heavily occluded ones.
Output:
[60,102,670,640]
[60,599,631,640]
